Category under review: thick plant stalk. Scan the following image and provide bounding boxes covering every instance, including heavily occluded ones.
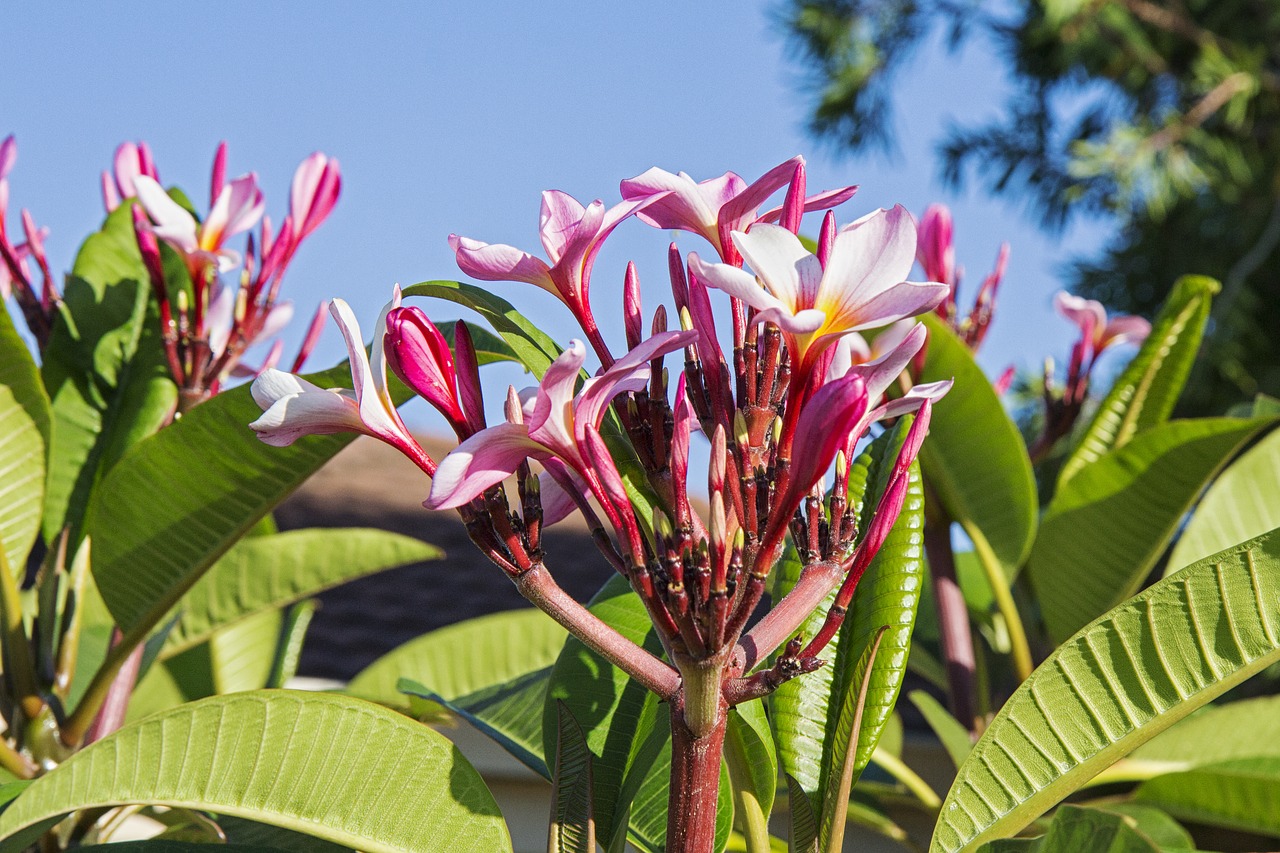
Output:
[666,691,728,853]
[923,507,977,730]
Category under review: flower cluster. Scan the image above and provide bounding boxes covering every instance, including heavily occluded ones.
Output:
[126,142,341,407]
[251,156,951,730]
[0,135,58,347]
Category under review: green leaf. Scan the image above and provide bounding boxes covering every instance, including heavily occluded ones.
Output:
[207,608,282,694]
[402,280,563,378]
[41,203,177,543]
[908,689,973,771]
[930,528,1280,853]
[1133,757,1280,837]
[350,609,567,777]
[52,844,292,853]
[216,814,354,853]
[550,701,597,853]
[724,700,778,847]
[1059,276,1218,485]
[1029,416,1277,642]
[975,804,1166,853]
[1131,694,1280,765]
[1094,803,1195,850]
[161,528,439,658]
[769,421,925,822]
[0,304,50,446]
[0,691,511,853]
[0,386,44,575]
[268,600,316,689]
[786,774,819,853]
[86,358,395,642]
[439,319,524,367]
[917,314,1036,577]
[819,627,888,853]
[542,575,665,849]
[1167,427,1280,574]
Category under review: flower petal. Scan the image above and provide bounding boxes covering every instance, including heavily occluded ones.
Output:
[526,341,587,455]
[449,234,555,291]
[734,224,826,309]
[134,175,198,254]
[820,205,921,322]
[426,422,544,510]
[688,251,797,320]
[575,330,698,430]
[249,369,366,447]
[539,190,588,261]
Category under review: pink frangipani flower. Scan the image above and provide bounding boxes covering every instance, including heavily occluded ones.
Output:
[620,155,858,264]
[290,152,342,244]
[916,204,956,286]
[383,288,470,435]
[449,191,650,325]
[688,207,949,378]
[1054,291,1152,358]
[134,173,264,277]
[427,329,697,513]
[250,298,431,474]
[102,141,160,213]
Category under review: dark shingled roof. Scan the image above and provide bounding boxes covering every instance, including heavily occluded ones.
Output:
[276,436,610,681]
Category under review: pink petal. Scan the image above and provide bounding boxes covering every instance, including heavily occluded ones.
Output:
[719,156,801,232]
[842,321,927,403]
[621,168,718,241]
[538,468,584,526]
[291,153,341,241]
[204,174,264,250]
[732,223,825,308]
[575,330,698,430]
[1053,292,1106,342]
[757,184,860,224]
[1100,315,1151,350]
[526,341,587,455]
[916,204,955,285]
[426,422,543,510]
[784,374,869,511]
[821,205,920,321]
[133,176,198,254]
[838,280,950,334]
[687,251,802,325]
[449,234,555,292]
[539,190,588,262]
[249,369,366,446]
[0,135,16,183]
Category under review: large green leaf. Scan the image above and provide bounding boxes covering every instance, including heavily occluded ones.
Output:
[1029,416,1276,642]
[724,701,777,848]
[402,280,563,378]
[550,701,596,853]
[0,691,511,852]
[206,608,283,694]
[0,386,44,576]
[349,608,566,709]
[85,358,394,641]
[161,528,439,658]
[974,804,1176,853]
[1059,276,1217,486]
[41,203,177,543]
[542,575,665,849]
[1167,426,1280,573]
[769,420,925,821]
[917,314,1036,577]
[0,303,50,445]
[930,528,1280,853]
[1133,757,1280,837]
[1131,694,1280,766]
[350,609,568,777]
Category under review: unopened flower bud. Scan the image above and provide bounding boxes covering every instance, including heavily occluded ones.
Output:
[505,385,524,425]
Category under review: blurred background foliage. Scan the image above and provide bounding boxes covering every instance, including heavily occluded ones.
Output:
[780,0,1280,415]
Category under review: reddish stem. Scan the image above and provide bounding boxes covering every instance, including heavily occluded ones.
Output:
[665,695,727,853]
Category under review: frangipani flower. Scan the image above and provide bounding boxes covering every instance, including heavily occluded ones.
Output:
[250,298,422,466]
[290,152,342,243]
[449,191,650,323]
[1054,292,1151,358]
[916,203,1009,351]
[135,173,264,277]
[102,141,160,212]
[916,203,956,286]
[621,156,858,263]
[826,322,952,460]
[688,208,949,377]
[384,293,471,436]
[427,329,696,512]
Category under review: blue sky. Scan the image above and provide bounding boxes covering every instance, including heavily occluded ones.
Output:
[4,2,1115,430]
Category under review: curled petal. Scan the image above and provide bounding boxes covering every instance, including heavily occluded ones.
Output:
[732,224,825,309]
[449,234,555,291]
[575,330,697,430]
[134,175,198,254]
[688,252,815,331]
[1100,315,1151,350]
[1053,291,1106,343]
[290,153,342,241]
[426,422,543,510]
[786,374,869,504]
[526,340,587,454]
[539,190,589,261]
[538,468,586,526]
[249,370,366,446]
[842,321,927,403]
